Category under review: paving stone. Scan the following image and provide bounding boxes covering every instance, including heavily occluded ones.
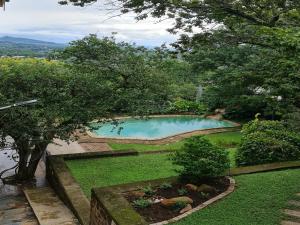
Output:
[281,221,300,225]
[284,209,300,219]
[24,187,80,225]
[0,195,38,225]
[288,200,300,207]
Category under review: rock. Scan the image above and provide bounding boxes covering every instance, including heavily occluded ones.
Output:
[161,196,193,207]
[185,184,198,192]
[197,184,216,193]
[152,198,164,204]
[180,204,192,214]
[131,191,145,198]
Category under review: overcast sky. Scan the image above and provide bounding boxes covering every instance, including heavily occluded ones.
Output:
[0,0,177,46]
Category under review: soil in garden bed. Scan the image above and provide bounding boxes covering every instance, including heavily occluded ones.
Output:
[124,177,230,223]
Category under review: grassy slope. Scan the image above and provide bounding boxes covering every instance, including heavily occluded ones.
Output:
[109,131,241,152]
[67,155,300,224]
[66,153,178,197]
[174,169,300,225]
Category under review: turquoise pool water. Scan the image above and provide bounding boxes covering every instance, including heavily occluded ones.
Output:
[90,116,235,140]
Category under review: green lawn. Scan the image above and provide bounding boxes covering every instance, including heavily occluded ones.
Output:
[66,153,178,197]
[67,149,238,197]
[67,153,300,225]
[109,131,241,152]
[174,169,300,225]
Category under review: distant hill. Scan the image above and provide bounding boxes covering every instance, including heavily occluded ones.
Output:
[0,36,66,57]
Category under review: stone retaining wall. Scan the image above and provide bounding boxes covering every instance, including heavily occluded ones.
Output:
[46,150,138,225]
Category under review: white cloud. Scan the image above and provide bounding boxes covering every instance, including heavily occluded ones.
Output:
[0,0,177,46]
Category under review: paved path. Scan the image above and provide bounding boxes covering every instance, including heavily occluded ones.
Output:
[0,185,38,225]
[24,187,80,225]
[282,193,300,225]
[47,138,111,155]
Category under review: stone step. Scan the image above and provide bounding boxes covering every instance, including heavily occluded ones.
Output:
[281,221,300,225]
[284,209,300,219]
[289,200,300,208]
[24,187,80,225]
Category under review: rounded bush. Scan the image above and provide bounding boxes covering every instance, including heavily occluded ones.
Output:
[237,119,300,166]
[170,136,230,182]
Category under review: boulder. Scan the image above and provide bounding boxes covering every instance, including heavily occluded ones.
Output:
[131,191,145,198]
[185,184,198,192]
[161,196,193,207]
[180,204,192,214]
[197,184,216,193]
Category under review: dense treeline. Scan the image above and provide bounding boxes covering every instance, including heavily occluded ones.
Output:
[1,0,300,182]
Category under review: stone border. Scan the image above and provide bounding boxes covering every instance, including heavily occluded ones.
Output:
[84,114,240,144]
[150,177,235,225]
[228,160,300,176]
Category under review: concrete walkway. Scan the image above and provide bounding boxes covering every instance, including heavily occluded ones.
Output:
[47,138,111,155]
[24,187,79,225]
[0,184,38,225]
[282,193,300,225]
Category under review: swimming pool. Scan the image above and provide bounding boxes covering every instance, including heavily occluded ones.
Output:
[89,116,236,140]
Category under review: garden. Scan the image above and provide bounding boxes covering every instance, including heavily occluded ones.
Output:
[1,1,300,225]
[65,119,300,225]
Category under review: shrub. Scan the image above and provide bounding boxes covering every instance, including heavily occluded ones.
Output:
[160,182,172,190]
[283,110,300,132]
[237,119,300,166]
[168,98,207,115]
[142,185,155,196]
[133,198,151,209]
[177,188,188,196]
[170,136,230,182]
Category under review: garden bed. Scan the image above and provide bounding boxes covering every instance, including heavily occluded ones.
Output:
[123,177,230,223]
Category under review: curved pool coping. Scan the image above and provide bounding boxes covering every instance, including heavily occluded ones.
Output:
[83,115,241,145]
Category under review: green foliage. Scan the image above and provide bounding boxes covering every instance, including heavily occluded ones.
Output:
[168,99,207,115]
[142,185,155,196]
[0,35,177,181]
[177,188,188,196]
[160,182,172,190]
[199,192,210,199]
[237,119,300,166]
[133,198,151,209]
[171,136,230,182]
[172,201,188,212]
[55,34,170,115]
[283,109,300,132]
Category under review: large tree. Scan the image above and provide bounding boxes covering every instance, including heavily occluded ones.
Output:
[59,1,300,118]
[0,35,169,182]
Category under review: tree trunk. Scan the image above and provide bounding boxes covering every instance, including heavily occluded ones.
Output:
[4,141,47,183]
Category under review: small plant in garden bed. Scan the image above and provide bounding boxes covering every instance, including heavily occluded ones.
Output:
[160,182,172,190]
[171,201,188,212]
[133,198,151,209]
[142,185,155,196]
[177,188,188,196]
